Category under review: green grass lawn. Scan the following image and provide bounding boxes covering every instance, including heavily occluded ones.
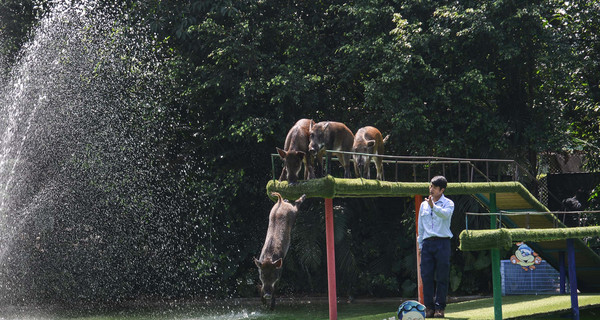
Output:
[340,294,600,320]
[6,294,598,319]
[244,294,600,320]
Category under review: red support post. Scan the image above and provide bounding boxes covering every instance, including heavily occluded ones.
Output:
[325,198,337,320]
[415,194,424,304]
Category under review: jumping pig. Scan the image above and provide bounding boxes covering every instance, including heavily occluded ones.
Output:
[352,126,389,180]
[308,121,355,178]
[276,119,316,184]
[254,192,306,310]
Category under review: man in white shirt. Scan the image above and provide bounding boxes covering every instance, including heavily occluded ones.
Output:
[417,176,454,318]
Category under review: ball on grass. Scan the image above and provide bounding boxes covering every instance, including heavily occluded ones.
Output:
[397,300,426,320]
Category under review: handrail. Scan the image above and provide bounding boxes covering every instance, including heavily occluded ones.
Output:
[465,211,600,230]
[324,150,520,183]
[271,150,518,183]
[271,150,524,182]
[329,150,515,163]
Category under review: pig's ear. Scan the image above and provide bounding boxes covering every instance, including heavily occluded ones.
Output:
[273,258,283,269]
[254,257,262,268]
[367,140,376,147]
[276,147,287,159]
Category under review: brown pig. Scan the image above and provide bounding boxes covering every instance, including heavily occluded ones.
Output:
[352,126,389,180]
[254,192,306,310]
[276,119,316,184]
[308,121,355,178]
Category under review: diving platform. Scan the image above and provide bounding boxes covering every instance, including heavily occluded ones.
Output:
[267,178,600,293]
[266,154,600,320]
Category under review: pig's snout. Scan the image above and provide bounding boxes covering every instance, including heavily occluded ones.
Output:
[263,293,275,310]
[261,289,275,310]
[309,140,321,156]
[354,156,365,168]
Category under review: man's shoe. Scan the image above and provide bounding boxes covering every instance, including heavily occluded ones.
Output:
[434,309,445,318]
[425,309,435,318]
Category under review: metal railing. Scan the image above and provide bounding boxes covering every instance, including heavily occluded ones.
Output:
[465,211,600,230]
[327,150,520,183]
[271,150,519,183]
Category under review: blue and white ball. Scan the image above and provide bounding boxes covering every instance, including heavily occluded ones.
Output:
[397,300,426,320]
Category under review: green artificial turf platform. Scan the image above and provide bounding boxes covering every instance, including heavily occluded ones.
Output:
[266,176,537,201]
[459,226,600,251]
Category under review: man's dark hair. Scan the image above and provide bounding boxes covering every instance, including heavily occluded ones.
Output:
[431,175,447,189]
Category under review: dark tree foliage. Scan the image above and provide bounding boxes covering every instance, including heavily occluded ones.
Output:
[0,1,37,56]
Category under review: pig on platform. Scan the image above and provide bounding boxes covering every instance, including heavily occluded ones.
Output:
[276,119,316,184]
[352,126,389,180]
[254,192,306,310]
[308,121,355,178]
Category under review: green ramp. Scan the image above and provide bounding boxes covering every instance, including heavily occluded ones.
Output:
[462,185,600,293]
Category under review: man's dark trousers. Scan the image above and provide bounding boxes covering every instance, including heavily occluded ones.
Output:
[420,237,451,311]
